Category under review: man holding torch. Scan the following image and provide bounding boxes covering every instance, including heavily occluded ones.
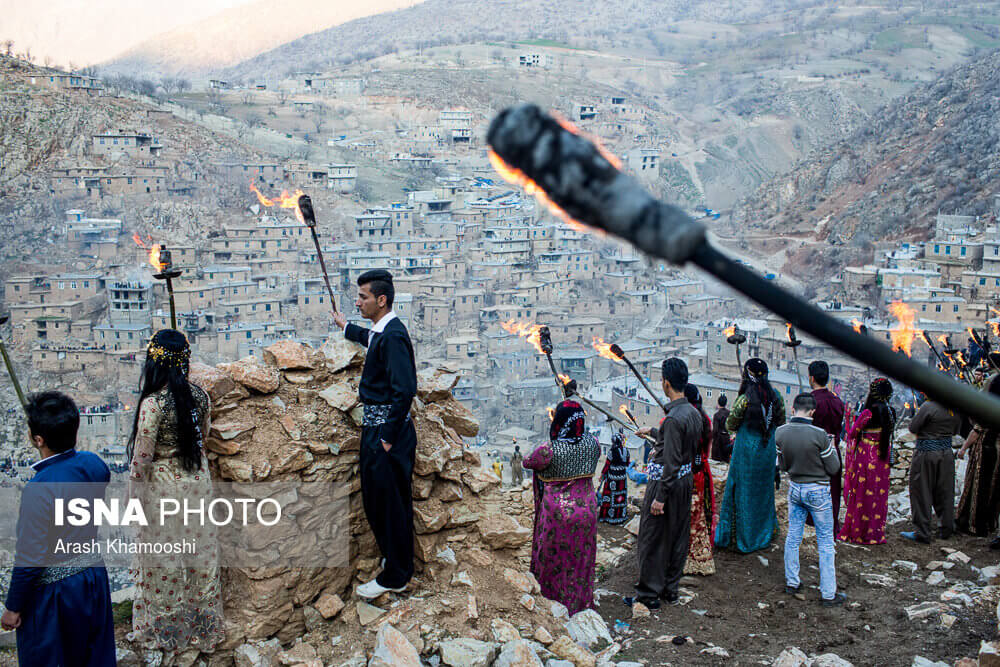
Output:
[333,269,418,599]
[625,358,703,609]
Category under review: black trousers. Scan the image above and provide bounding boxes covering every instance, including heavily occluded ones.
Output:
[909,448,955,541]
[635,477,692,601]
[360,419,416,589]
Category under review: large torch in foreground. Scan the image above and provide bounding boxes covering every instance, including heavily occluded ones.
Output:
[486,104,1000,428]
[0,313,26,413]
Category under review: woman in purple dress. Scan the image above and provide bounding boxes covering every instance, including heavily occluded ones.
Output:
[523,397,601,615]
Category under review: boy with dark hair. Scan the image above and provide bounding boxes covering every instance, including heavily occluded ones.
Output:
[777,392,844,606]
[808,359,845,532]
[2,392,116,665]
[626,357,703,609]
[333,269,418,598]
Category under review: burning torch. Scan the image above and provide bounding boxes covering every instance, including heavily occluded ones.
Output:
[726,325,746,372]
[784,323,804,393]
[151,245,182,330]
[969,327,999,375]
[486,103,1000,428]
[940,335,972,384]
[297,194,339,314]
[920,330,951,375]
[597,340,668,413]
[0,313,26,413]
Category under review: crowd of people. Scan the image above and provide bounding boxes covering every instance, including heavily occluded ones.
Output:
[5,267,1000,664]
[520,355,1000,615]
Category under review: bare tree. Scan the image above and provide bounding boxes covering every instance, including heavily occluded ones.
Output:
[3,40,13,57]
[241,91,253,106]
[277,88,290,105]
[176,78,191,93]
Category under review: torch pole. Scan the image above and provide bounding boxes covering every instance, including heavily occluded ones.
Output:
[567,388,655,444]
[0,315,26,413]
[297,194,339,314]
[921,331,951,374]
[486,103,1000,429]
[164,278,178,330]
[610,344,667,413]
[791,345,803,394]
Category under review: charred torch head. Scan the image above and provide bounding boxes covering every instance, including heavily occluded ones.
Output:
[609,343,626,360]
[726,328,747,346]
[487,104,705,265]
[297,194,317,228]
[0,313,8,326]
[152,245,182,280]
[784,324,801,348]
[538,326,554,355]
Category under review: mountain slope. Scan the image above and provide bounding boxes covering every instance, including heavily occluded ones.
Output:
[734,49,1000,267]
[101,0,423,78]
[224,0,824,78]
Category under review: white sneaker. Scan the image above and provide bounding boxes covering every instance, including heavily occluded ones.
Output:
[357,578,405,599]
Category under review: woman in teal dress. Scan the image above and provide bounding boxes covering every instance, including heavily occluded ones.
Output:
[715,358,786,553]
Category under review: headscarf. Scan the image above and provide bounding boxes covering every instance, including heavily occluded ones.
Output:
[550,399,586,442]
[739,358,776,436]
[863,377,896,461]
[609,429,628,466]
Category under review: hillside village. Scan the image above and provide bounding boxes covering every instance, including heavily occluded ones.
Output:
[2,4,1000,664]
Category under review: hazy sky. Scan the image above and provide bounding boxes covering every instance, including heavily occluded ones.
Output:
[0,0,259,66]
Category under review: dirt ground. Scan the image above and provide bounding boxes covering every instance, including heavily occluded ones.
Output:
[593,514,997,666]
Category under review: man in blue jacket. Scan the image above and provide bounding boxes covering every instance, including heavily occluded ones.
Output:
[1,392,116,666]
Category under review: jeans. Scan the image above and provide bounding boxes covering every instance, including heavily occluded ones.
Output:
[785,481,837,600]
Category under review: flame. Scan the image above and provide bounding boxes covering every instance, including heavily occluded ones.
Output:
[501,319,546,354]
[148,244,164,272]
[723,325,736,338]
[592,337,619,361]
[851,319,863,334]
[938,334,949,346]
[552,113,623,170]
[488,150,593,234]
[956,350,968,366]
[250,183,306,224]
[558,373,571,385]
[132,233,152,248]
[904,402,911,409]
[785,323,795,343]
[547,407,555,420]
[991,321,1000,337]
[888,301,919,357]
[618,404,638,426]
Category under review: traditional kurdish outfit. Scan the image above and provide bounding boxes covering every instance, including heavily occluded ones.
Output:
[523,400,601,615]
[837,409,893,545]
[956,426,1000,536]
[6,449,116,667]
[597,434,630,525]
[685,412,716,575]
[715,389,786,553]
[345,311,419,590]
[128,383,225,654]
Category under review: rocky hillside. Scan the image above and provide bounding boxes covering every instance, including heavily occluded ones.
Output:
[225,0,821,78]
[734,49,1000,274]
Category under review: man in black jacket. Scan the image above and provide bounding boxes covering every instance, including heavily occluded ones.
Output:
[625,357,703,609]
[334,269,418,598]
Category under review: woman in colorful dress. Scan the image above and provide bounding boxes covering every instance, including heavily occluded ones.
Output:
[837,378,896,545]
[597,430,630,525]
[684,384,717,575]
[523,396,601,615]
[127,329,225,657]
[715,358,786,553]
[956,375,1000,537]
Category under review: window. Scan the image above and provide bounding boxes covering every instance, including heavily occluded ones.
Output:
[945,246,951,255]
[961,247,967,256]
[935,305,942,313]
[954,305,959,313]
[934,245,940,253]
[981,278,987,286]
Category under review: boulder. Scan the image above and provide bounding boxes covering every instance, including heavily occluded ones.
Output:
[772,648,809,667]
[417,367,460,402]
[222,358,281,394]
[478,515,531,549]
[190,362,238,403]
[318,382,357,412]
[314,592,345,619]
[233,639,281,667]
[811,654,854,667]
[414,504,450,534]
[548,635,596,667]
[494,640,544,667]
[438,638,500,667]
[370,624,421,667]
[565,609,613,650]
[503,568,541,595]
[491,618,522,643]
[464,469,502,494]
[533,627,553,645]
[264,340,315,370]
[210,420,255,441]
[431,397,480,437]
[320,337,364,373]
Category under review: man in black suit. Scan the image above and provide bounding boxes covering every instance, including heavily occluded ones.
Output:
[334,269,418,598]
